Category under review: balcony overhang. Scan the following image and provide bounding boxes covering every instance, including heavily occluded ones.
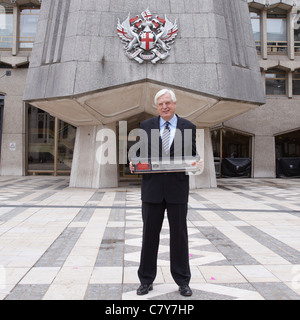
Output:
[0,0,41,7]
[27,81,261,128]
[248,0,295,10]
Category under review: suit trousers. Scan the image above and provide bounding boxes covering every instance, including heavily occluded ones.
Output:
[138,199,191,286]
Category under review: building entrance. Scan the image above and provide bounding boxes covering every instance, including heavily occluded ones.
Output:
[211,128,253,178]
[118,113,153,181]
[0,95,4,157]
[26,104,76,175]
[275,129,300,177]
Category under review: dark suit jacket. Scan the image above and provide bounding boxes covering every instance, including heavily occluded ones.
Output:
[139,115,197,204]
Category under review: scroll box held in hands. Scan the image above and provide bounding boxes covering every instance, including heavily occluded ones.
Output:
[132,156,200,174]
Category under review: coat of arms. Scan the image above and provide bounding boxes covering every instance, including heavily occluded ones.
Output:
[117,9,178,64]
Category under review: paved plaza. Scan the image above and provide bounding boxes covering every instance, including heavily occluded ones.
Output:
[0,176,300,300]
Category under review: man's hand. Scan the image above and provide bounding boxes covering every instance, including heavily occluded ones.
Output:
[196,159,204,173]
[129,162,135,174]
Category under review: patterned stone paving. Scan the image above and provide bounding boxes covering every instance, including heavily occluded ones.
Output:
[0,176,300,300]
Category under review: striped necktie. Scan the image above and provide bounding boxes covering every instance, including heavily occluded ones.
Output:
[162,121,170,153]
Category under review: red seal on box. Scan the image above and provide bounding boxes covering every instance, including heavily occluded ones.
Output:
[137,163,150,171]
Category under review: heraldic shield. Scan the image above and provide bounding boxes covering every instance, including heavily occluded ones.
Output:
[140,29,155,51]
[117,8,178,64]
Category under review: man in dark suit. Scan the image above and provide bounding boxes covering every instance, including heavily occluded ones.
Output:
[130,89,203,297]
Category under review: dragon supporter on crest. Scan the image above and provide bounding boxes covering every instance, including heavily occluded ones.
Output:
[117,9,178,64]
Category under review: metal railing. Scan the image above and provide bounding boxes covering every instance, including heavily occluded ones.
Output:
[295,41,300,54]
[0,35,12,48]
[267,41,288,54]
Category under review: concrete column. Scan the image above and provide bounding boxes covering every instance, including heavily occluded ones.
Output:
[261,9,267,60]
[287,9,294,61]
[261,70,266,95]
[253,135,276,178]
[70,123,118,189]
[287,70,293,98]
[12,6,18,56]
[0,95,25,176]
[190,128,217,189]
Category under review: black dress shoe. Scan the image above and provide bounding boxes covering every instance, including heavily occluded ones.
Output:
[179,285,193,297]
[137,284,153,295]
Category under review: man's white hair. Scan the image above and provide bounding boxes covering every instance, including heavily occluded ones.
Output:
[154,89,177,105]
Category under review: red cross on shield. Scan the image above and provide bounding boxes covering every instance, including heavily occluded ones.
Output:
[140,32,155,51]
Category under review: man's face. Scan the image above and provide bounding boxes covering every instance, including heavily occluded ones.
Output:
[156,93,176,121]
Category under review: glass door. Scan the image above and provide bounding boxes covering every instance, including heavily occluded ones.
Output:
[267,8,287,54]
[275,130,300,177]
[211,128,253,178]
[27,104,76,175]
[0,95,4,157]
[57,119,76,173]
[0,3,13,49]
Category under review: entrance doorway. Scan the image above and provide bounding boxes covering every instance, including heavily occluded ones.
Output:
[275,129,300,177]
[0,95,4,157]
[118,113,153,182]
[211,128,253,178]
[26,104,76,175]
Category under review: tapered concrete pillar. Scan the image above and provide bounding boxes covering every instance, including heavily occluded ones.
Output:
[190,128,217,189]
[70,123,118,189]
[253,135,276,178]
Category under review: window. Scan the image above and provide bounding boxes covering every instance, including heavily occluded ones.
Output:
[57,120,76,172]
[267,8,287,54]
[276,130,300,177]
[211,128,252,178]
[294,11,300,54]
[0,3,13,48]
[250,9,261,53]
[293,70,300,95]
[0,61,12,68]
[276,130,300,158]
[19,8,40,49]
[222,129,252,159]
[0,95,4,155]
[265,68,286,95]
[27,105,76,175]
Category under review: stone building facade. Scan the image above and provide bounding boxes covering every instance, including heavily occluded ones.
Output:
[0,0,299,188]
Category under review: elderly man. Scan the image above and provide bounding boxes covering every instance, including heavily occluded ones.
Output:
[130,89,203,297]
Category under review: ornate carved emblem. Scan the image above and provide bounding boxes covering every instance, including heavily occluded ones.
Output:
[117,9,178,64]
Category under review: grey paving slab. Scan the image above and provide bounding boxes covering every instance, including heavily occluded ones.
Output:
[84,284,123,300]
[4,284,50,300]
[252,282,300,300]
[34,227,85,267]
[198,226,259,265]
[95,227,125,267]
